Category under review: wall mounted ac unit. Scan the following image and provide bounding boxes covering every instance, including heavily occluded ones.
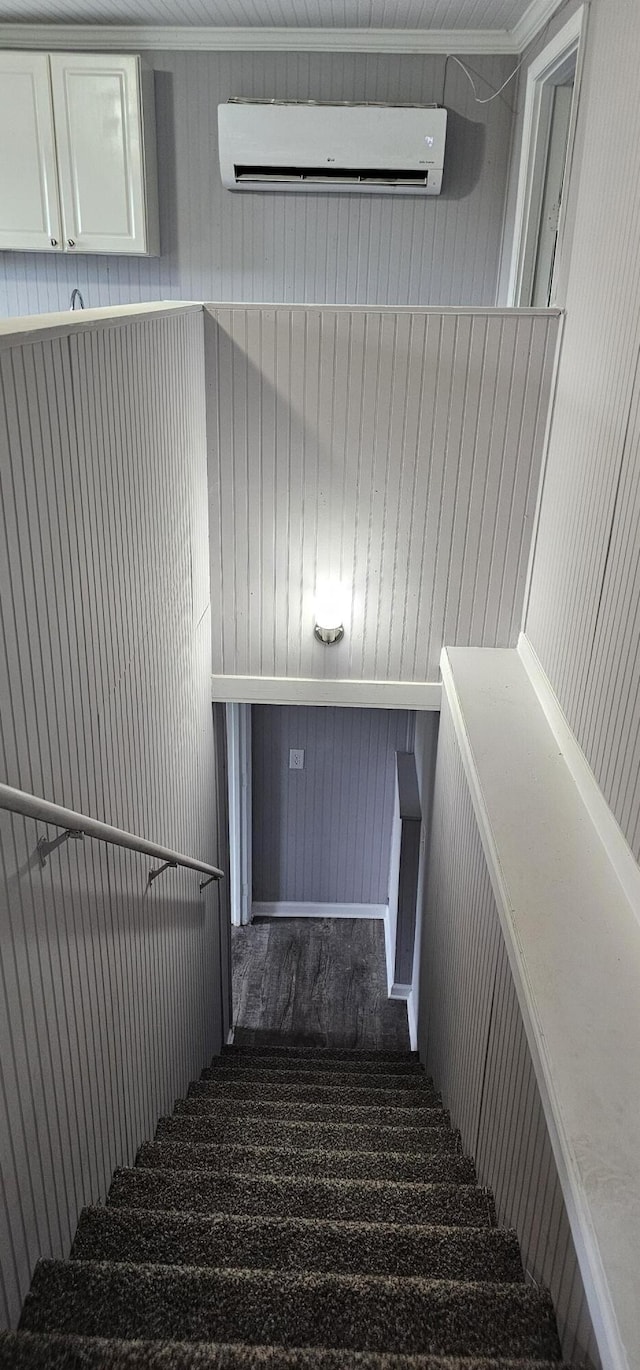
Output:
[218,100,447,196]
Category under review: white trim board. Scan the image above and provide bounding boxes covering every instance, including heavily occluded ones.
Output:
[389,982,412,1000]
[0,23,536,54]
[212,676,441,710]
[406,988,418,1051]
[226,703,252,928]
[510,0,567,53]
[440,645,640,1370]
[206,303,561,319]
[505,5,586,307]
[517,633,640,933]
[251,902,387,919]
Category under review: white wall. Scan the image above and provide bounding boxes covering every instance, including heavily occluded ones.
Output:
[419,695,600,1367]
[0,50,516,318]
[206,303,560,686]
[523,0,640,867]
[0,305,229,1329]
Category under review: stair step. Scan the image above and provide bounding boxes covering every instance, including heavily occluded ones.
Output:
[20,1260,562,1358]
[71,1206,524,1281]
[213,1052,425,1076]
[202,1066,431,1092]
[135,1141,476,1185]
[174,1096,449,1128]
[156,1114,457,1155]
[0,1331,574,1369]
[225,1045,420,1063]
[107,1168,494,1226]
[188,1079,441,1110]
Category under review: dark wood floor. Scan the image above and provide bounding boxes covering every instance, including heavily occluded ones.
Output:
[231,917,409,1051]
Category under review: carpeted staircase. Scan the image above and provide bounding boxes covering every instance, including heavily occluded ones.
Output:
[0,1044,571,1368]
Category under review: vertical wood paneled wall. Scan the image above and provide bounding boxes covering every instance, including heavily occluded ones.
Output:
[524,0,640,866]
[0,50,515,318]
[206,304,560,684]
[0,307,229,1329]
[251,704,413,905]
[420,696,601,1367]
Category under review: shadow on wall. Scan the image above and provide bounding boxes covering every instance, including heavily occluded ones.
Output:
[153,70,178,259]
[442,112,486,199]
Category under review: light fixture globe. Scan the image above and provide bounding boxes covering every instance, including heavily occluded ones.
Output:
[314,581,345,646]
[314,622,344,645]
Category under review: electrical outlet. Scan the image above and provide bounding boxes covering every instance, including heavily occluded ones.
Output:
[289,749,305,770]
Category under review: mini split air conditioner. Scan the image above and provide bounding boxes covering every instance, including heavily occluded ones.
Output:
[218,99,447,196]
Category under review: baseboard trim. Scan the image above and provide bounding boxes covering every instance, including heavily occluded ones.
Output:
[518,632,640,932]
[251,901,387,920]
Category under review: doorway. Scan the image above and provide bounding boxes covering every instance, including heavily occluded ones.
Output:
[225,701,436,1049]
[507,6,586,308]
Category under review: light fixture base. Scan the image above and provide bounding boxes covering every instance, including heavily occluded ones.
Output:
[314,624,344,645]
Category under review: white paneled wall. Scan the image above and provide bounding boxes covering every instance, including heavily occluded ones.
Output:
[251,705,414,905]
[420,697,600,1367]
[0,306,229,1330]
[0,50,515,317]
[524,0,640,865]
[207,304,559,684]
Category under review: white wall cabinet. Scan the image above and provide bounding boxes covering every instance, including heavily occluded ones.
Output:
[0,53,61,252]
[0,52,158,255]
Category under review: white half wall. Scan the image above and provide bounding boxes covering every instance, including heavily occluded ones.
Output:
[421,675,602,1367]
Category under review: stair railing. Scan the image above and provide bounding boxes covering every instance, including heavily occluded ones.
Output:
[0,782,224,890]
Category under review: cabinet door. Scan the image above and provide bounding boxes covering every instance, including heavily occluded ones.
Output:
[50,53,152,255]
[0,53,62,251]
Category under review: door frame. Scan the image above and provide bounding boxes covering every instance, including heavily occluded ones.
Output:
[506,5,586,308]
[226,702,252,927]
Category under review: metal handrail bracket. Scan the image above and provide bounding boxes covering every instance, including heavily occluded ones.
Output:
[0,782,223,886]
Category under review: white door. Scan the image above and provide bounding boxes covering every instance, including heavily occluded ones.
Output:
[0,53,62,252]
[50,53,149,255]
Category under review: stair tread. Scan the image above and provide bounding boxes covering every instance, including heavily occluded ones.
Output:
[0,1331,573,1369]
[202,1066,433,1091]
[213,1053,425,1076]
[156,1114,457,1155]
[181,1091,447,1125]
[108,1167,495,1227]
[71,1205,524,1280]
[189,1080,441,1108]
[224,1046,420,1062]
[19,1260,562,1358]
[135,1141,476,1185]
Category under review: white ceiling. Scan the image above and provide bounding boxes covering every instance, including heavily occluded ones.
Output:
[0,0,537,30]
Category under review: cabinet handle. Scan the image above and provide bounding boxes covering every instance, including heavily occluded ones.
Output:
[50,238,58,247]
[68,239,75,247]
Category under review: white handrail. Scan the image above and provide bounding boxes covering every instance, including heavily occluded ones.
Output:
[0,782,223,883]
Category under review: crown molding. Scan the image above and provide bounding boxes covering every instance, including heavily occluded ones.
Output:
[510,0,565,52]
[0,0,566,58]
[0,22,520,54]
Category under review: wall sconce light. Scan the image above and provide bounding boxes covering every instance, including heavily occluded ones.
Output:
[314,581,345,645]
